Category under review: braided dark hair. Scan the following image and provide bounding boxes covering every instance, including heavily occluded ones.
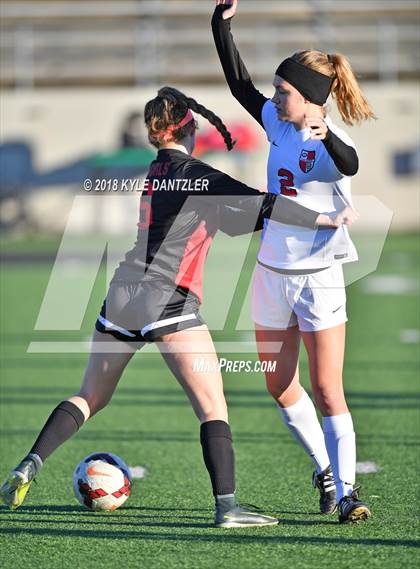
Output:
[144,86,236,151]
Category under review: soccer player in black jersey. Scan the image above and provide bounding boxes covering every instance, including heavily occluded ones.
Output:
[0,86,356,527]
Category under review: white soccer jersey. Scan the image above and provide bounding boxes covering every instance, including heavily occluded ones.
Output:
[258,100,358,270]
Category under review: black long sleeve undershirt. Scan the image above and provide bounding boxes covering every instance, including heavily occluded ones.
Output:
[212,6,359,177]
[322,128,359,176]
[211,5,267,127]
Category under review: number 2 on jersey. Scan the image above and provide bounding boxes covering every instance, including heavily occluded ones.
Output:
[278,168,297,197]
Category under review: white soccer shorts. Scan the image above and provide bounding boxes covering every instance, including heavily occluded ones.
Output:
[251,263,347,332]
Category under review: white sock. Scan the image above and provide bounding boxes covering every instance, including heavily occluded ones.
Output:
[323,413,356,503]
[278,390,330,474]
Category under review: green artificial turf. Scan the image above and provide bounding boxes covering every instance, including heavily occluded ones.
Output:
[0,233,419,569]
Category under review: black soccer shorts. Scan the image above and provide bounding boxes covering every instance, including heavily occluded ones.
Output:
[95,279,205,344]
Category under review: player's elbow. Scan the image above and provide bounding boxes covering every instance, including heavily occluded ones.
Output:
[347,158,359,176]
[341,152,359,176]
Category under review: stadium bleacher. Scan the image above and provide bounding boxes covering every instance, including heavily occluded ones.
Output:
[1,0,419,87]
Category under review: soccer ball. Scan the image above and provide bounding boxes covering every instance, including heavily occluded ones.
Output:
[73,452,132,511]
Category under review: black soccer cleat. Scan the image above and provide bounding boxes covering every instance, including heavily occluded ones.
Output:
[338,487,371,524]
[215,500,279,528]
[312,465,337,515]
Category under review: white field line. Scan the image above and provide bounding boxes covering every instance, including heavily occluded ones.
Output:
[362,275,418,294]
[356,461,381,474]
[400,329,420,343]
[129,466,147,479]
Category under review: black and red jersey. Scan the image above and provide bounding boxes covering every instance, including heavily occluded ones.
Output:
[112,148,318,301]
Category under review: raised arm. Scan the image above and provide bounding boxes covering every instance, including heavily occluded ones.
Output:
[211,1,268,127]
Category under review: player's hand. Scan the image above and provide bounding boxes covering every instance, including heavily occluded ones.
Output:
[315,206,359,228]
[332,206,360,227]
[216,0,238,20]
[305,116,328,140]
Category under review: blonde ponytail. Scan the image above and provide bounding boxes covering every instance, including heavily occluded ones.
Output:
[291,50,375,126]
[328,53,375,125]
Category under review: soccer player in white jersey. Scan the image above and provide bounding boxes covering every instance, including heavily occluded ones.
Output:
[212,0,375,523]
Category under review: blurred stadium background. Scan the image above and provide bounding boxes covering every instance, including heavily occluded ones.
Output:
[0,0,419,232]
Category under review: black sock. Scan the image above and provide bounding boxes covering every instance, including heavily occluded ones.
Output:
[30,401,85,462]
[200,420,235,497]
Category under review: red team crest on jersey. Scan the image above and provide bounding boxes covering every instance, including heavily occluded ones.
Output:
[299,150,316,173]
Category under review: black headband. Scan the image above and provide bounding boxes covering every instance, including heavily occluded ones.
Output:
[275,58,333,106]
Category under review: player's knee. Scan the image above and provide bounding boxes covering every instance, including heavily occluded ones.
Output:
[265,375,295,400]
[267,384,284,400]
[77,391,112,417]
[313,386,346,415]
[195,398,228,423]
